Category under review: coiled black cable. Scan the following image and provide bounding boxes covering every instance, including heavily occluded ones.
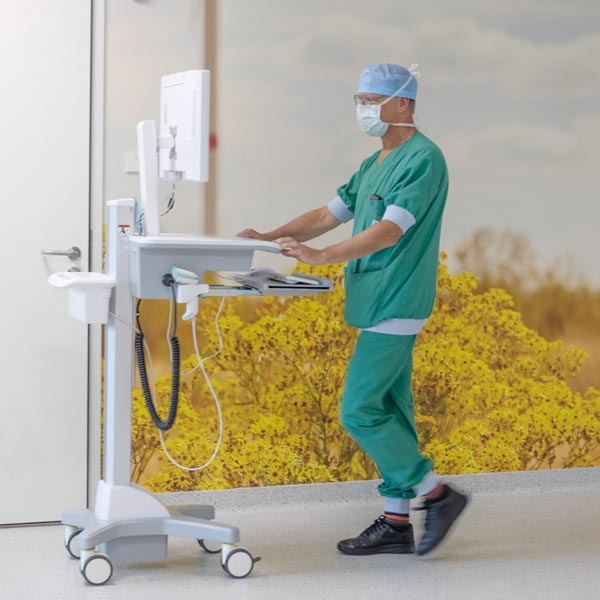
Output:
[135,284,180,431]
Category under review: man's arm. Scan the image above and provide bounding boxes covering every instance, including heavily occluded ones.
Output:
[275,220,403,265]
[237,206,342,242]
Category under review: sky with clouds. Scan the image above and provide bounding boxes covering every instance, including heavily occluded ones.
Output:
[216,0,600,284]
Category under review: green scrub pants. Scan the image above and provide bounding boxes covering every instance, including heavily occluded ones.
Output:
[340,331,432,499]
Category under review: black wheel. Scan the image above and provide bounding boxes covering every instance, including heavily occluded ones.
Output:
[197,538,222,554]
[65,528,83,559]
[81,553,113,586]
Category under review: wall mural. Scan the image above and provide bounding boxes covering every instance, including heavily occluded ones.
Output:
[129,253,600,492]
[120,0,600,491]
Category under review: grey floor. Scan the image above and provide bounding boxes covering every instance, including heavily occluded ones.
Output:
[2,469,600,600]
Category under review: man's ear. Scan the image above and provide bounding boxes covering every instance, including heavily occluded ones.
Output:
[398,97,410,115]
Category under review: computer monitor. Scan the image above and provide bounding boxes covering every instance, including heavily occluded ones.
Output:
[137,69,210,236]
[159,70,210,182]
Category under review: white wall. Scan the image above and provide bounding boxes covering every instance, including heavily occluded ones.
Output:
[104,0,206,234]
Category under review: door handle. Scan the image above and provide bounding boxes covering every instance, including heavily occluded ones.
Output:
[41,246,81,259]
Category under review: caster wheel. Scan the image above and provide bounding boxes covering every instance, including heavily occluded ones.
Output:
[81,553,113,586]
[65,528,83,559]
[198,539,222,554]
[222,548,259,579]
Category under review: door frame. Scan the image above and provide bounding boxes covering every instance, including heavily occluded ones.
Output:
[88,0,106,508]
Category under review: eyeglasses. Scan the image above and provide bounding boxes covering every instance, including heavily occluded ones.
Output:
[353,94,388,106]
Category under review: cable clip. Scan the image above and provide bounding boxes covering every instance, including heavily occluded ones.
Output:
[162,273,175,287]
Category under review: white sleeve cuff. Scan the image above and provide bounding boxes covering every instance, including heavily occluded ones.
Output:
[382,205,416,234]
[327,196,354,223]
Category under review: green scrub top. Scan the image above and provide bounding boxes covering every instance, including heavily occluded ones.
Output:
[337,130,448,328]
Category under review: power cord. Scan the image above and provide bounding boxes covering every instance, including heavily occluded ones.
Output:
[135,287,180,431]
[160,182,176,217]
[134,184,177,235]
[111,294,226,472]
[160,296,225,471]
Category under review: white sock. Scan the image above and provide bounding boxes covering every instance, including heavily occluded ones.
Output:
[384,497,410,515]
[413,471,441,497]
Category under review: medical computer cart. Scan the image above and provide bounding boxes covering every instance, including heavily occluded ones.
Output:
[48,70,332,585]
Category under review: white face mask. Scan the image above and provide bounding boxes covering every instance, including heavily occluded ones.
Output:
[356,98,418,137]
[355,66,418,137]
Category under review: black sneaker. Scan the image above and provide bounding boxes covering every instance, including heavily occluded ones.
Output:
[337,516,416,555]
[416,484,468,556]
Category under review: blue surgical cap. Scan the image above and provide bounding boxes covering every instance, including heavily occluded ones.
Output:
[357,63,418,100]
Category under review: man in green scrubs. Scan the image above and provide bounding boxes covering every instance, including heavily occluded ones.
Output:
[238,63,467,556]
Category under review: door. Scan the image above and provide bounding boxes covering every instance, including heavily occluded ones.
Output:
[0,1,92,524]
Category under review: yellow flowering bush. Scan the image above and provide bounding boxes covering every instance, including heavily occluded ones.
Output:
[133,255,600,492]
[416,256,600,473]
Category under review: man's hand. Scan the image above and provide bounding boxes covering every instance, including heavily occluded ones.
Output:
[275,237,324,266]
[237,228,268,240]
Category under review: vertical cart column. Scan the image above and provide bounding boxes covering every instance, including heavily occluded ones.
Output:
[104,199,136,486]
